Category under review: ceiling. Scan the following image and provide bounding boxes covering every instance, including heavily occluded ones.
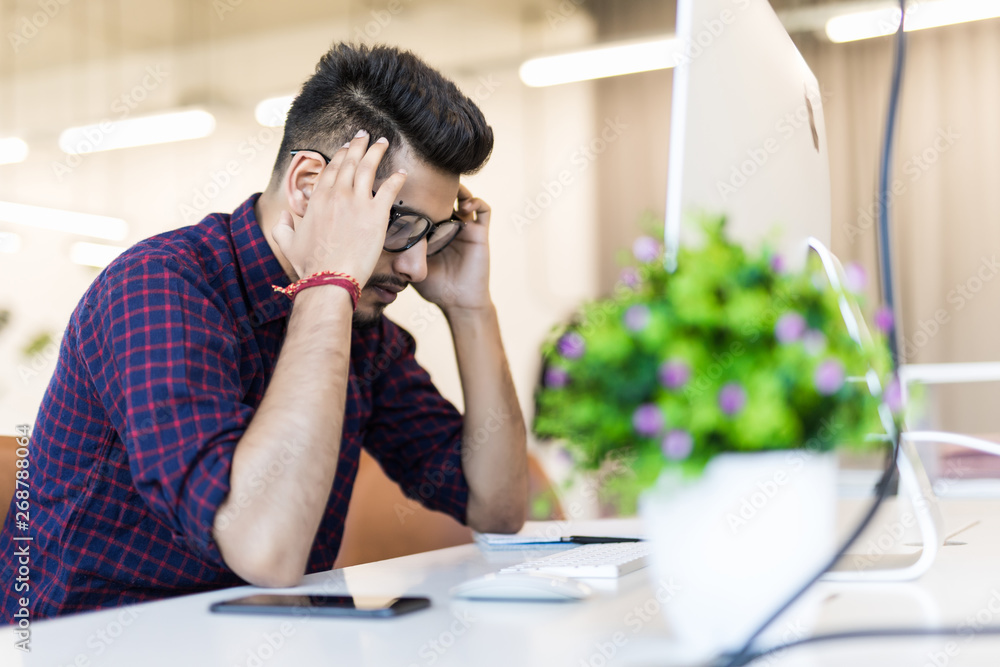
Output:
[0,0,867,76]
[0,0,559,74]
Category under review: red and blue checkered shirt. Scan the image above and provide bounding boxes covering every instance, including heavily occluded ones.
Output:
[0,193,469,619]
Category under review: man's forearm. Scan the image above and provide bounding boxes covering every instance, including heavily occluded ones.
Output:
[213,286,353,586]
[447,304,528,533]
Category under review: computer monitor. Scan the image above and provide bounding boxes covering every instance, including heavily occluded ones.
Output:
[662,0,943,581]
[663,0,831,272]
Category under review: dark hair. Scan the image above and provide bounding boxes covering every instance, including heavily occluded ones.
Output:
[269,43,493,186]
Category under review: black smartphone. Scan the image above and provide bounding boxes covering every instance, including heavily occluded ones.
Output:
[209,594,431,618]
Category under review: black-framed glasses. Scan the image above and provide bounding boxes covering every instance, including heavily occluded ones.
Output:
[290,149,464,255]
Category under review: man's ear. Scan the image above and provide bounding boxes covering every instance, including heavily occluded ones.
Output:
[282,153,325,218]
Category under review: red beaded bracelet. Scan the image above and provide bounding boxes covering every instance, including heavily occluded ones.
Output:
[273,271,361,309]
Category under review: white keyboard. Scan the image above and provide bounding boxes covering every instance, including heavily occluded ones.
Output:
[499,541,652,579]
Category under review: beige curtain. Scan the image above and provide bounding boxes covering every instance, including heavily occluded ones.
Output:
[798,22,1000,432]
[593,3,1000,432]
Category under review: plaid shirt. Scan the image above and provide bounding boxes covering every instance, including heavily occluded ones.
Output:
[0,193,468,619]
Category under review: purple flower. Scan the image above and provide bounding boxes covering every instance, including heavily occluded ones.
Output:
[557,332,585,359]
[658,359,691,390]
[619,267,641,288]
[632,404,665,438]
[884,376,904,414]
[623,304,651,332]
[774,312,807,344]
[632,236,661,263]
[770,254,785,274]
[544,367,569,388]
[844,262,867,292]
[874,306,894,333]
[802,329,827,356]
[718,383,746,416]
[661,430,694,461]
[814,359,845,395]
[556,448,574,465]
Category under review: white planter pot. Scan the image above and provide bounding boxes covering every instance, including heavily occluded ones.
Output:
[640,450,837,662]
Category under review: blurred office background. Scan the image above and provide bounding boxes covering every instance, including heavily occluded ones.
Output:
[1,0,999,486]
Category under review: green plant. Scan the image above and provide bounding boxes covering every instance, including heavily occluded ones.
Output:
[534,216,896,507]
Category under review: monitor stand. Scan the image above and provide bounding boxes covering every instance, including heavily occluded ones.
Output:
[807,237,944,582]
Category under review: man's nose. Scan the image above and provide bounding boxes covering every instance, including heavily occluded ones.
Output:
[392,239,428,284]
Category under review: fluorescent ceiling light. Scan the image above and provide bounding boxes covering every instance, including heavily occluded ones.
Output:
[255,95,294,127]
[0,137,29,165]
[0,201,128,240]
[70,241,126,268]
[519,38,678,87]
[59,108,215,155]
[0,231,21,253]
[827,0,1000,43]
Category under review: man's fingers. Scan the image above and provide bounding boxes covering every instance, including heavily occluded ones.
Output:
[456,185,491,226]
[374,170,408,209]
[355,137,390,195]
[328,142,351,171]
[334,130,371,194]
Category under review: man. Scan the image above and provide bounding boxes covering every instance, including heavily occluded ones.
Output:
[1,43,527,619]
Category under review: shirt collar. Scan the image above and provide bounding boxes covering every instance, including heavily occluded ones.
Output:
[229,193,292,326]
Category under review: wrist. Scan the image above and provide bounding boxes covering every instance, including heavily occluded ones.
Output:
[291,283,354,313]
[444,301,498,329]
[275,271,361,309]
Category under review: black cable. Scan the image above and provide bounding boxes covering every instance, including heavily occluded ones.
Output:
[723,626,1000,666]
[715,4,911,666]
[877,0,909,369]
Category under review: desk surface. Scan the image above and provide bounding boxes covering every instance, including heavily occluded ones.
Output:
[6,501,1000,667]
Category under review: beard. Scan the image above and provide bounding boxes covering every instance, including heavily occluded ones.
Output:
[351,273,408,330]
[352,302,387,330]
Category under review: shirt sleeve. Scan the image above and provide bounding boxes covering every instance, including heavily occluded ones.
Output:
[362,320,469,524]
[93,253,252,567]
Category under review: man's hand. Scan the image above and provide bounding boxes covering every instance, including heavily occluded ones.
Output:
[413,183,492,313]
[273,131,407,285]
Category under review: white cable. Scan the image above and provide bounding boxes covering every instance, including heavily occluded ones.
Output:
[903,431,1000,457]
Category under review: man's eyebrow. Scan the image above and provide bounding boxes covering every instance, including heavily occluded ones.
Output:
[393,200,429,217]
[395,199,455,222]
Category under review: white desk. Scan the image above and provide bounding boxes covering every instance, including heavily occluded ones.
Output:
[6,501,1000,667]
